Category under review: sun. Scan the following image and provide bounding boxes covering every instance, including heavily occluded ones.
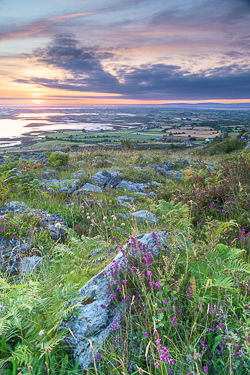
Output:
[31,99,44,104]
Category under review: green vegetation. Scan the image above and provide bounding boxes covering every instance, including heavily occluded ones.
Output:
[0,134,250,374]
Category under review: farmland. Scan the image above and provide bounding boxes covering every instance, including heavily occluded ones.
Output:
[1,107,249,150]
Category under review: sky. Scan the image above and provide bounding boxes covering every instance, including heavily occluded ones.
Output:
[0,0,250,106]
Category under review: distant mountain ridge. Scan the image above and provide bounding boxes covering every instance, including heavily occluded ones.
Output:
[160,102,250,109]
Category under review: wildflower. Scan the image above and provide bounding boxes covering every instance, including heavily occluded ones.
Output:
[123,280,128,283]
[162,215,166,219]
[154,362,159,369]
[87,216,91,220]
[55,222,62,228]
[39,330,45,337]
[237,349,246,357]
[66,248,71,252]
[101,304,105,308]
[121,222,125,226]
[144,332,148,337]
[103,216,107,220]
[203,366,209,372]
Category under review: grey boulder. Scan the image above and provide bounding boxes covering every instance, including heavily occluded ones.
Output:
[80,183,103,193]
[88,170,111,188]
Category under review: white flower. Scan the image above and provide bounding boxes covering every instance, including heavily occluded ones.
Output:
[103,216,107,220]
[121,223,125,226]
[87,216,91,220]
[109,200,112,203]
[39,330,45,337]
[92,212,95,216]
[162,215,166,219]
[55,222,62,228]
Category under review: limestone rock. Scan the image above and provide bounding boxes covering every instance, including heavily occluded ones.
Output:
[62,231,168,369]
[80,183,103,193]
[105,175,121,189]
[88,170,111,188]
[129,210,157,223]
[19,256,43,277]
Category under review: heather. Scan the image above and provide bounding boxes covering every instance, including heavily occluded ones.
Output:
[0,143,249,375]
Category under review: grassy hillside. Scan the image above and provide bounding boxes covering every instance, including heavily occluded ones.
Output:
[0,141,249,374]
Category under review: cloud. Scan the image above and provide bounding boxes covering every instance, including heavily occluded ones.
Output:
[14,39,250,100]
[4,0,250,102]
[0,11,97,42]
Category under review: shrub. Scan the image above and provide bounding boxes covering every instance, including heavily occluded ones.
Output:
[120,139,135,150]
[48,153,69,169]
[200,137,247,155]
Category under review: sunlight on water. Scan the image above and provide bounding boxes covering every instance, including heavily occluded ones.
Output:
[0,118,114,139]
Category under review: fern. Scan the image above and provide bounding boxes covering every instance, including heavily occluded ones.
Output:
[0,276,79,373]
[152,200,191,232]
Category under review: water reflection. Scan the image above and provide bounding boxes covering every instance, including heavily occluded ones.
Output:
[0,118,114,139]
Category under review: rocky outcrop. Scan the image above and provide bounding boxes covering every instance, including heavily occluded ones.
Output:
[116,180,150,192]
[79,183,103,193]
[237,127,250,147]
[0,201,68,274]
[62,231,168,369]
[40,178,81,193]
[88,170,121,189]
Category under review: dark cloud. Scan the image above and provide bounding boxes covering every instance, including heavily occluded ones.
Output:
[120,63,250,99]
[13,34,250,101]
[14,62,250,100]
[149,0,250,31]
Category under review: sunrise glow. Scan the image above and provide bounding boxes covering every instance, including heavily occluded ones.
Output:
[0,0,249,105]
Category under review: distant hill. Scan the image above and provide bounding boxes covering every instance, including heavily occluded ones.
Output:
[160,102,250,110]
